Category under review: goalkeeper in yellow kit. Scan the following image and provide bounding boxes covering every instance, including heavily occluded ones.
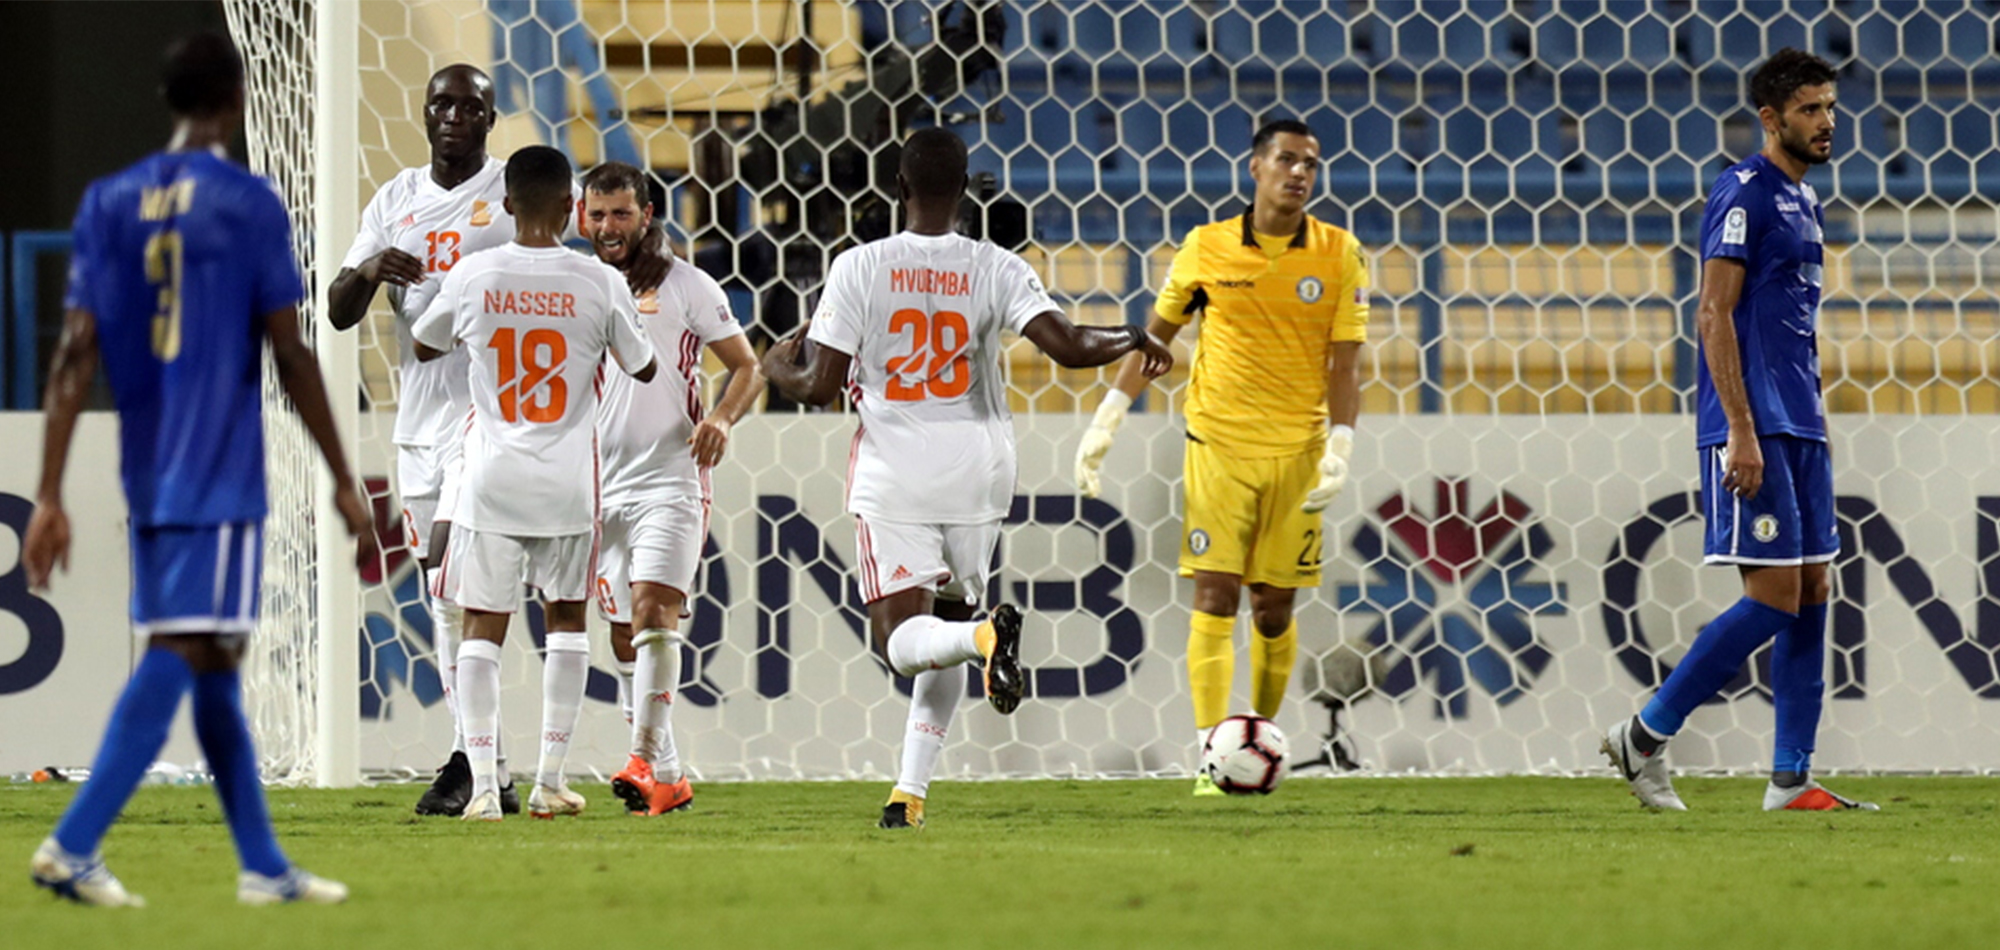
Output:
[1074,119,1369,795]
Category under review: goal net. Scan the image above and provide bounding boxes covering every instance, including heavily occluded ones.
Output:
[225,0,2000,783]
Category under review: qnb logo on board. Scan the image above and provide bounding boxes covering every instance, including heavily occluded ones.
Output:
[1336,479,1568,719]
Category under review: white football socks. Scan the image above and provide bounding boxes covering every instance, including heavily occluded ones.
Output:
[537,632,590,791]
[456,639,503,800]
[896,667,962,798]
[614,659,636,726]
[427,579,466,755]
[632,627,684,783]
[885,615,984,678]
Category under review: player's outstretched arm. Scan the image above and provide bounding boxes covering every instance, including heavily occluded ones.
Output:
[326,250,424,331]
[1021,311,1173,375]
[268,305,377,566]
[689,335,763,467]
[1696,257,1761,499]
[1071,314,1182,498]
[762,321,851,408]
[22,307,101,589]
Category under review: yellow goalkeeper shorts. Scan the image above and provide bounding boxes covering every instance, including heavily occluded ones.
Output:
[1178,435,1325,588]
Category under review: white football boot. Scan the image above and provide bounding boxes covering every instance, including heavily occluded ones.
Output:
[1763,780,1880,812]
[238,867,350,905]
[1601,718,1688,811]
[461,791,504,822]
[527,782,586,819]
[30,838,145,908]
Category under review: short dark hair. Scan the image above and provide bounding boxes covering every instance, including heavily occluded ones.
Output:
[1749,48,1838,114]
[505,146,574,217]
[899,127,968,202]
[582,161,650,203]
[161,31,244,117]
[1252,119,1316,156]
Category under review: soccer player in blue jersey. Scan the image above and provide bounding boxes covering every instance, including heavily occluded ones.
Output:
[22,32,375,906]
[1603,49,1875,812]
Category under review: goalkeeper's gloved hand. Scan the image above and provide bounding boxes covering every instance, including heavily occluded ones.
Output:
[1074,390,1132,499]
[1302,424,1354,513]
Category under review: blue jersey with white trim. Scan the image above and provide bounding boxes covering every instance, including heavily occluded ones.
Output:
[1694,153,1828,448]
[63,150,304,526]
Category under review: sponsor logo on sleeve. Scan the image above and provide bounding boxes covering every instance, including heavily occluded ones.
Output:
[1722,207,1747,245]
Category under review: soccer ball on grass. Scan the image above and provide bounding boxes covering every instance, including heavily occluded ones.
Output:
[1200,715,1289,794]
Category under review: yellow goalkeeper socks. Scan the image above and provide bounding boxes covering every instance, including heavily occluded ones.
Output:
[1187,611,1236,733]
[1250,619,1299,720]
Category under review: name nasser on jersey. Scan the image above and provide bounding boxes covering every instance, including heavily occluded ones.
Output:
[483,289,578,318]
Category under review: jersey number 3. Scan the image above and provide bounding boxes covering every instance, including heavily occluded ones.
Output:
[489,327,567,423]
[884,308,970,402]
[144,230,183,361]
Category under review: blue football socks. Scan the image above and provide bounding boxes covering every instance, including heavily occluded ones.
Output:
[192,667,290,878]
[1640,597,1798,738]
[1770,601,1829,776]
[53,647,194,857]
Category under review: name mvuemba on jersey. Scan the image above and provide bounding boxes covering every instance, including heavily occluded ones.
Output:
[808,231,1059,525]
[411,243,655,536]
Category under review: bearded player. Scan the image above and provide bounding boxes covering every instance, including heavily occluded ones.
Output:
[763,128,1171,828]
[1602,49,1876,812]
[579,161,764,814]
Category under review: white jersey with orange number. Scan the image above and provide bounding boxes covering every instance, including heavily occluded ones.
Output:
[596,255,745,508]
[411,243,654,537]
[343,157,584,447]
[806,231,1058,524]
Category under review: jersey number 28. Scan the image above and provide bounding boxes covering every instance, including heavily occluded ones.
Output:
[884,308,970,402]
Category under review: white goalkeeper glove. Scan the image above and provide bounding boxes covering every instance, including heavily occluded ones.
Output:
[1074,390,1132,499]
[1302,424,1354,513]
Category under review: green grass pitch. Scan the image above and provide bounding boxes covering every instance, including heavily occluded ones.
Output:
[4,777,1998,949]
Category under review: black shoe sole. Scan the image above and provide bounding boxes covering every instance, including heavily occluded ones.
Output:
[499,783,521,815]
[984,605,1024,715]
[878,803,915,829]
[610,778,648,815]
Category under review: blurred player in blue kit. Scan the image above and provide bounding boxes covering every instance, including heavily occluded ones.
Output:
[22,32,374,905]
[1603,49,1877,813]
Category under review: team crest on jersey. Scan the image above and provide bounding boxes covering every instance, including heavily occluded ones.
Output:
[1297,276,1324,303]
[1189,529,1211,555]
[469,200,493,227]
[1752,514,1780,543]
[638,289,659,314]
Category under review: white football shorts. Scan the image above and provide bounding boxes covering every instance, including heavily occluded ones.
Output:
[595,496,708,624]
[852,515,999,606]
[434,524,594,612]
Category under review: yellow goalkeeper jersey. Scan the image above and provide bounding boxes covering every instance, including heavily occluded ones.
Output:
[1155,209,1370,457]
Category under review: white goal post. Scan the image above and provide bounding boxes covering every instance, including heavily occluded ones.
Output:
[222,0,2000,785]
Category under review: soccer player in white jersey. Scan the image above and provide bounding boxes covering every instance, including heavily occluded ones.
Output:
[326,63,667,816]
[579,161,764,815]
[412,146,658,822]
[762,128,1172,828]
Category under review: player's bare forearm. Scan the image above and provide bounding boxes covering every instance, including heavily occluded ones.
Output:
[1326,340,1362,428]
[1022,312,1173,375]
[1697,258,1754,432]
[325,268,375,331]
[1110,316,1183,396]
[709,335,763,425]
[35,308,101,504]
[761,326,849,407]
[266,306,357,491]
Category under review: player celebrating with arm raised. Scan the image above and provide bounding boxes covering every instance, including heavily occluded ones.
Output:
[24,32,371,906]
[325,63,667,817]
[1603,50,1874,812]
[579,162,764,815]
[413,146,658,822]
[762,128,1171,829]
[1073,119,1370,796]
